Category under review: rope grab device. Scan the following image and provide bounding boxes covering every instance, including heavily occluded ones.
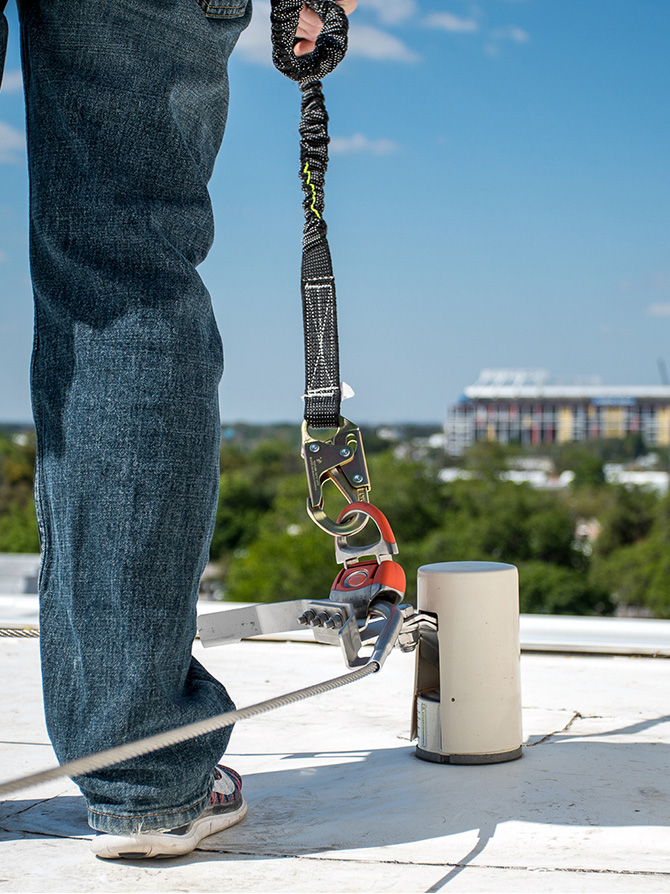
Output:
[201,0,427,668]
[217,0,526,769]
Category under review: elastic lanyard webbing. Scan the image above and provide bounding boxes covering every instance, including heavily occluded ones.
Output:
[269,0,349,429]
[300,78,341,429]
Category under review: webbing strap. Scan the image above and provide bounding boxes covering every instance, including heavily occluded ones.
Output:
[299,79,340,428]
[270,0,349,429]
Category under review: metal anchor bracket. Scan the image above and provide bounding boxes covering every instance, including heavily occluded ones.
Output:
[197,599,345,648]
[198,598,363,666]
[198,598,423,671]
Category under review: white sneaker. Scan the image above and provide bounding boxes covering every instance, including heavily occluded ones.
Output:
[92,765,247,859]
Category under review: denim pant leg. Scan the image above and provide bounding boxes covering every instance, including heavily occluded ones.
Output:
[1,9,7,87]
[19,0,251,833]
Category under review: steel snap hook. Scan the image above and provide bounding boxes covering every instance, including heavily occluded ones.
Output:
[301,416,371,536]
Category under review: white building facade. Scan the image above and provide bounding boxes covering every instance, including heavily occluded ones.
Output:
[446,369,670,455]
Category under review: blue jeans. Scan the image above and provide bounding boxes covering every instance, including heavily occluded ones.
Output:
[17,0,251,833]
[1,10,7,87]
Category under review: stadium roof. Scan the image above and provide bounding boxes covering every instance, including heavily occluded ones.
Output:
[463,369,670,402]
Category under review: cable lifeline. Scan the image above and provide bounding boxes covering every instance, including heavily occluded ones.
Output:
[0,662,378,798]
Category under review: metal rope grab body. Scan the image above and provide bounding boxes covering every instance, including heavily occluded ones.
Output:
[0,0,429,799]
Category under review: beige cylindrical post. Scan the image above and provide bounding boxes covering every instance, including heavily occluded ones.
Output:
[415,561,522,764]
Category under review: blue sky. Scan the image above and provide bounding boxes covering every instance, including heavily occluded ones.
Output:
[1,0,669,424]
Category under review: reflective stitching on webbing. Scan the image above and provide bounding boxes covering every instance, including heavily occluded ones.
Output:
[303,281,338,403]
[303,163,322,219]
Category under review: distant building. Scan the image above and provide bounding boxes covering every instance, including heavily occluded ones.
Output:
[446,369,670,455]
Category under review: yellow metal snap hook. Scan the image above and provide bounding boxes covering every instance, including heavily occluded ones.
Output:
[301,416,370,536]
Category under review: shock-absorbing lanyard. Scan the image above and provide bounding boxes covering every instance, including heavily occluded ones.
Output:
[270,0,408,653]
[271,0,375,540]
[270,0,347,430]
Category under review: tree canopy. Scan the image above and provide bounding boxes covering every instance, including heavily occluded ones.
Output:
[2,428,669,617]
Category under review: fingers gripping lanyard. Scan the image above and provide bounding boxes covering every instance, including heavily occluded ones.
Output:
[270,0,348,429]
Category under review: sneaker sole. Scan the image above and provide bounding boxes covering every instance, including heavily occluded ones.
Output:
[92,797,248,859]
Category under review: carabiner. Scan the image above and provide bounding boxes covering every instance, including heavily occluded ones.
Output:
[334,502,399,565]
[330,502,406,618]
[301,416,371,536]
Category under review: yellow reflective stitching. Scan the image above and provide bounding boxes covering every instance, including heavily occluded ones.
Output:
[303,163,322,219]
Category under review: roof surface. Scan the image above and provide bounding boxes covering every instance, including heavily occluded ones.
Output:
[2,618,670,892]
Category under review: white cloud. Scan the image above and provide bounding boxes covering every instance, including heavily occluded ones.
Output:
[329,133,400,155]
[362,0,418,26]
[1,69,23,94]
[347,24,418,62]
[0,120,26,165]
[491,25,530,43]
[647,304,670,317]
[235,0,272,66]
[424,12,479,33]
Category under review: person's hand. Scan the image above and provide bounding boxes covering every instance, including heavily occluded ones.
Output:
[294,0,358,57]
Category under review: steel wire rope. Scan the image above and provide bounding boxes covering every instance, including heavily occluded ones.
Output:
[0,661,378,798]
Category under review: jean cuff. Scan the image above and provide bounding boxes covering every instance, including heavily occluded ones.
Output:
[86,779,213,834]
